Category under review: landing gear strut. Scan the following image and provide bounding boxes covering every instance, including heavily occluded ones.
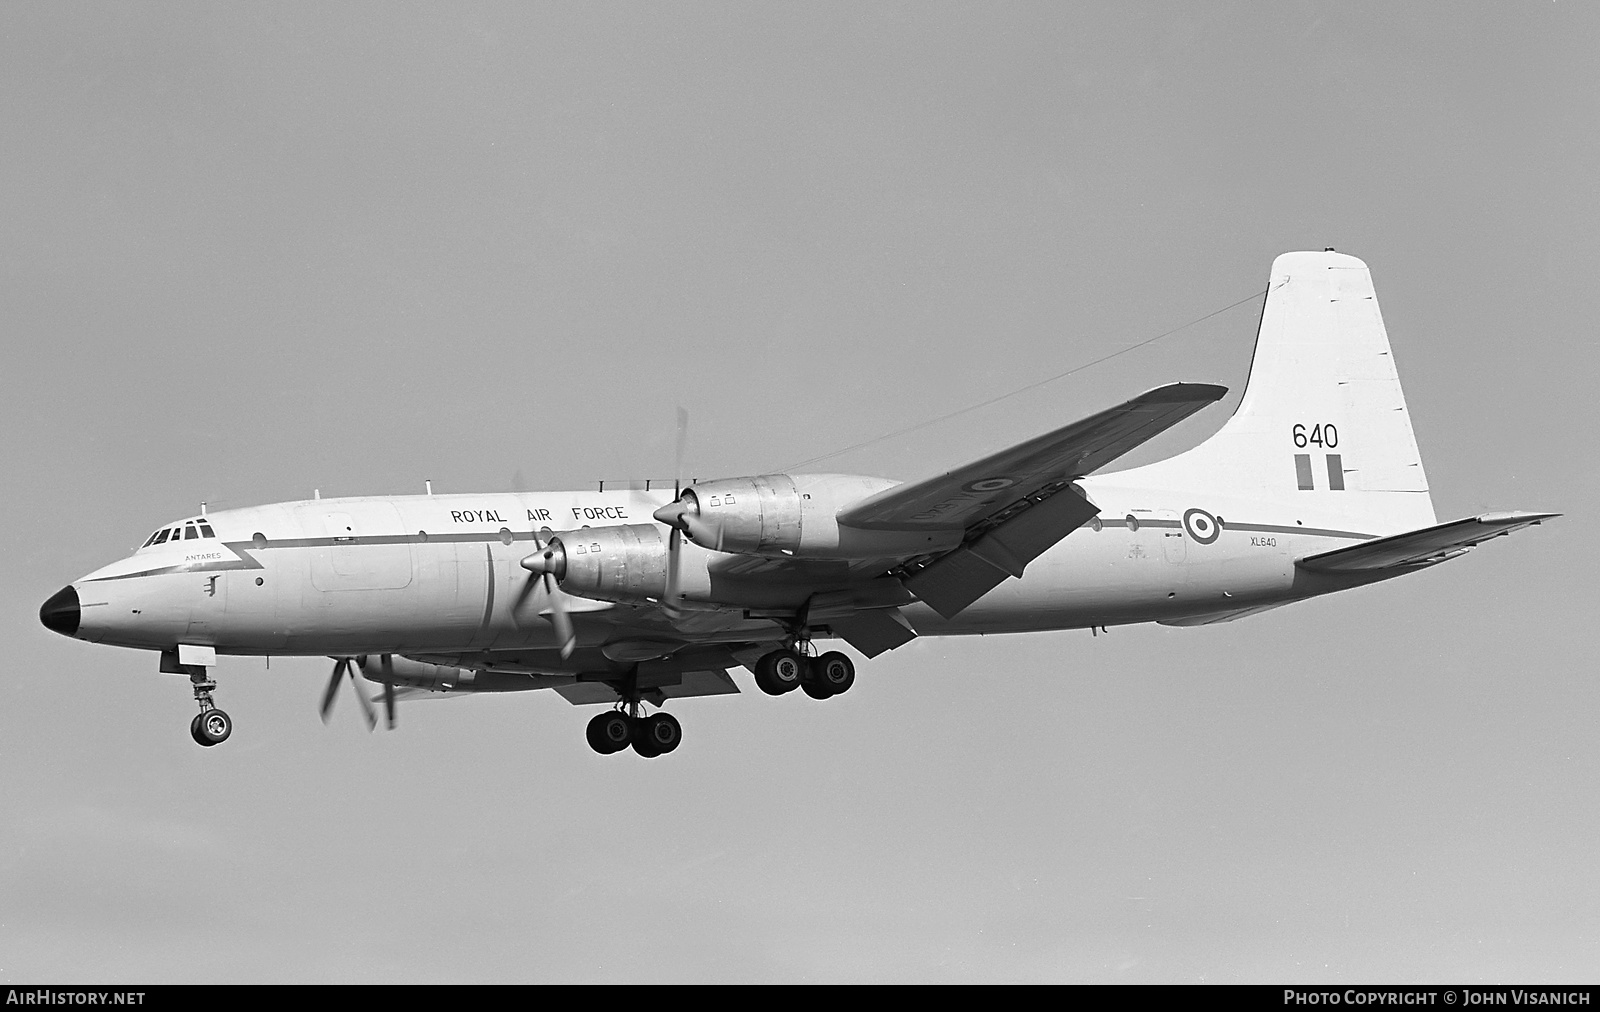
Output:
[188,671,232,747]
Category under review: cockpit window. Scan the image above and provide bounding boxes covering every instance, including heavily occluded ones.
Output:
[140,519,216,549]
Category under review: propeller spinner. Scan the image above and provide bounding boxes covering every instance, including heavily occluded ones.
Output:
[518,531,576,658]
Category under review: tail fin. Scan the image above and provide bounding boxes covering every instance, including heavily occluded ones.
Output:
[1115,251,1436,532]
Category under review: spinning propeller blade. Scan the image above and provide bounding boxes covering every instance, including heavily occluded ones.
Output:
[662,525,684,621]
[319,658,349,723]
[674,405,689,498]
[320,655,377,731]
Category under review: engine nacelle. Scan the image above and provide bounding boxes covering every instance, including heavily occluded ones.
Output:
[662,473,908,559]
[528,524,670,605]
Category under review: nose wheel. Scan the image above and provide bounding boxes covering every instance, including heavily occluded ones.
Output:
[187,671,232,747]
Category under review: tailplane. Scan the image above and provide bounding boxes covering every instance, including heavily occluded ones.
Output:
[1113,250,1437,533]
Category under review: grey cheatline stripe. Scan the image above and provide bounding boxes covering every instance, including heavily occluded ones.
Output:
[1230,522,1372,539]
[1127,518,1373,540]
[82,544,267,581]
[1327,454,1345,491]
[1295,454,1314,490]
[233,530,543,550]
[81,530,536,582]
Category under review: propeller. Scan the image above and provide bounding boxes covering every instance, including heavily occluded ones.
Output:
[656,406,693,621]
[375,655,397,730]
[320,655,377,731]
[662,524,685,621]
[519,530,576,658]
[674,405,689,498]
[652,492,724,551]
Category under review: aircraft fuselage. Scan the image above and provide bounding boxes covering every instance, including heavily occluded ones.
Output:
[60,479,1379,662]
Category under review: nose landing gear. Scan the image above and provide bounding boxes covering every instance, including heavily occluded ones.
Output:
[187,671,232,747]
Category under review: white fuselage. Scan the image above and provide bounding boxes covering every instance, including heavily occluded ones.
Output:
[66,475,1380,665]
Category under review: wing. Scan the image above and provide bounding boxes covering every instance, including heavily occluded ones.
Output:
[1297,511,1559,573]
[837,383,1226,533]
[838,383,1227,618]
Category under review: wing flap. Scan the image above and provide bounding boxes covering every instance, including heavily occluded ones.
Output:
[554,668,740,705]
[903,485,1101,618]
[827,608,919,657]
[1297,511,1558,573]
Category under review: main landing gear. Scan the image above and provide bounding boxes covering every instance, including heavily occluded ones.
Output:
[187,671,232,747]
[586,706,682,758]
[753,647,855,700]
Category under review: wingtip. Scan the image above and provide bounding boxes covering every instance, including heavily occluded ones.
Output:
[1140,382,1228,404]
[1478,510,1561,525]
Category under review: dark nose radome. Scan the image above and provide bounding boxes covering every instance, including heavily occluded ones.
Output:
[40,585,80,637]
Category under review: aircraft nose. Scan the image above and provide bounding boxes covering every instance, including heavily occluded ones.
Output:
[39,585,80,637]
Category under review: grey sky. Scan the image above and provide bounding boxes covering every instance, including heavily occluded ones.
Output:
[4,3,1595,982]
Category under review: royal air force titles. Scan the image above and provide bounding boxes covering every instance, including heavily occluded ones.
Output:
[447,506,630,525]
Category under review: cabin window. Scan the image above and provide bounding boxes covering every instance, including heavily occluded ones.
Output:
[199,524,215,538]
[1125,515,1139,531]
[184,525,199,540]
[153,529,172,545]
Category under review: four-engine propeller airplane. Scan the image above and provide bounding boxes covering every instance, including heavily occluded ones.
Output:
[39,251,1556,757]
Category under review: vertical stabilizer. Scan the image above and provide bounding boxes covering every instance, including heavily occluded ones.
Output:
[1111,251,1436,532]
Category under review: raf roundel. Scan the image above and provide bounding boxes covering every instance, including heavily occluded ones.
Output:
[963,477,1016,493]
[1183,508,1220,545]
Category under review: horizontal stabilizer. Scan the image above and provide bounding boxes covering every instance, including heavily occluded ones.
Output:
[1297,511,1558,574]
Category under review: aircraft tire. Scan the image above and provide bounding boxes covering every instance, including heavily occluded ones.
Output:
[754,649,805,695]
[632,729,663,758]
[641,712,682,755]
[195,709,231,747]
[587,711,633,755]
[772,650,806,693]
[815,652,855,695]
[189,713,210,747]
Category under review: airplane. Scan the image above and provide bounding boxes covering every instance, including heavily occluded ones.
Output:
[38,250,1556,757]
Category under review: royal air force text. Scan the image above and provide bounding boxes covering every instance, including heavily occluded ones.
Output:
[447,506,631,525]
